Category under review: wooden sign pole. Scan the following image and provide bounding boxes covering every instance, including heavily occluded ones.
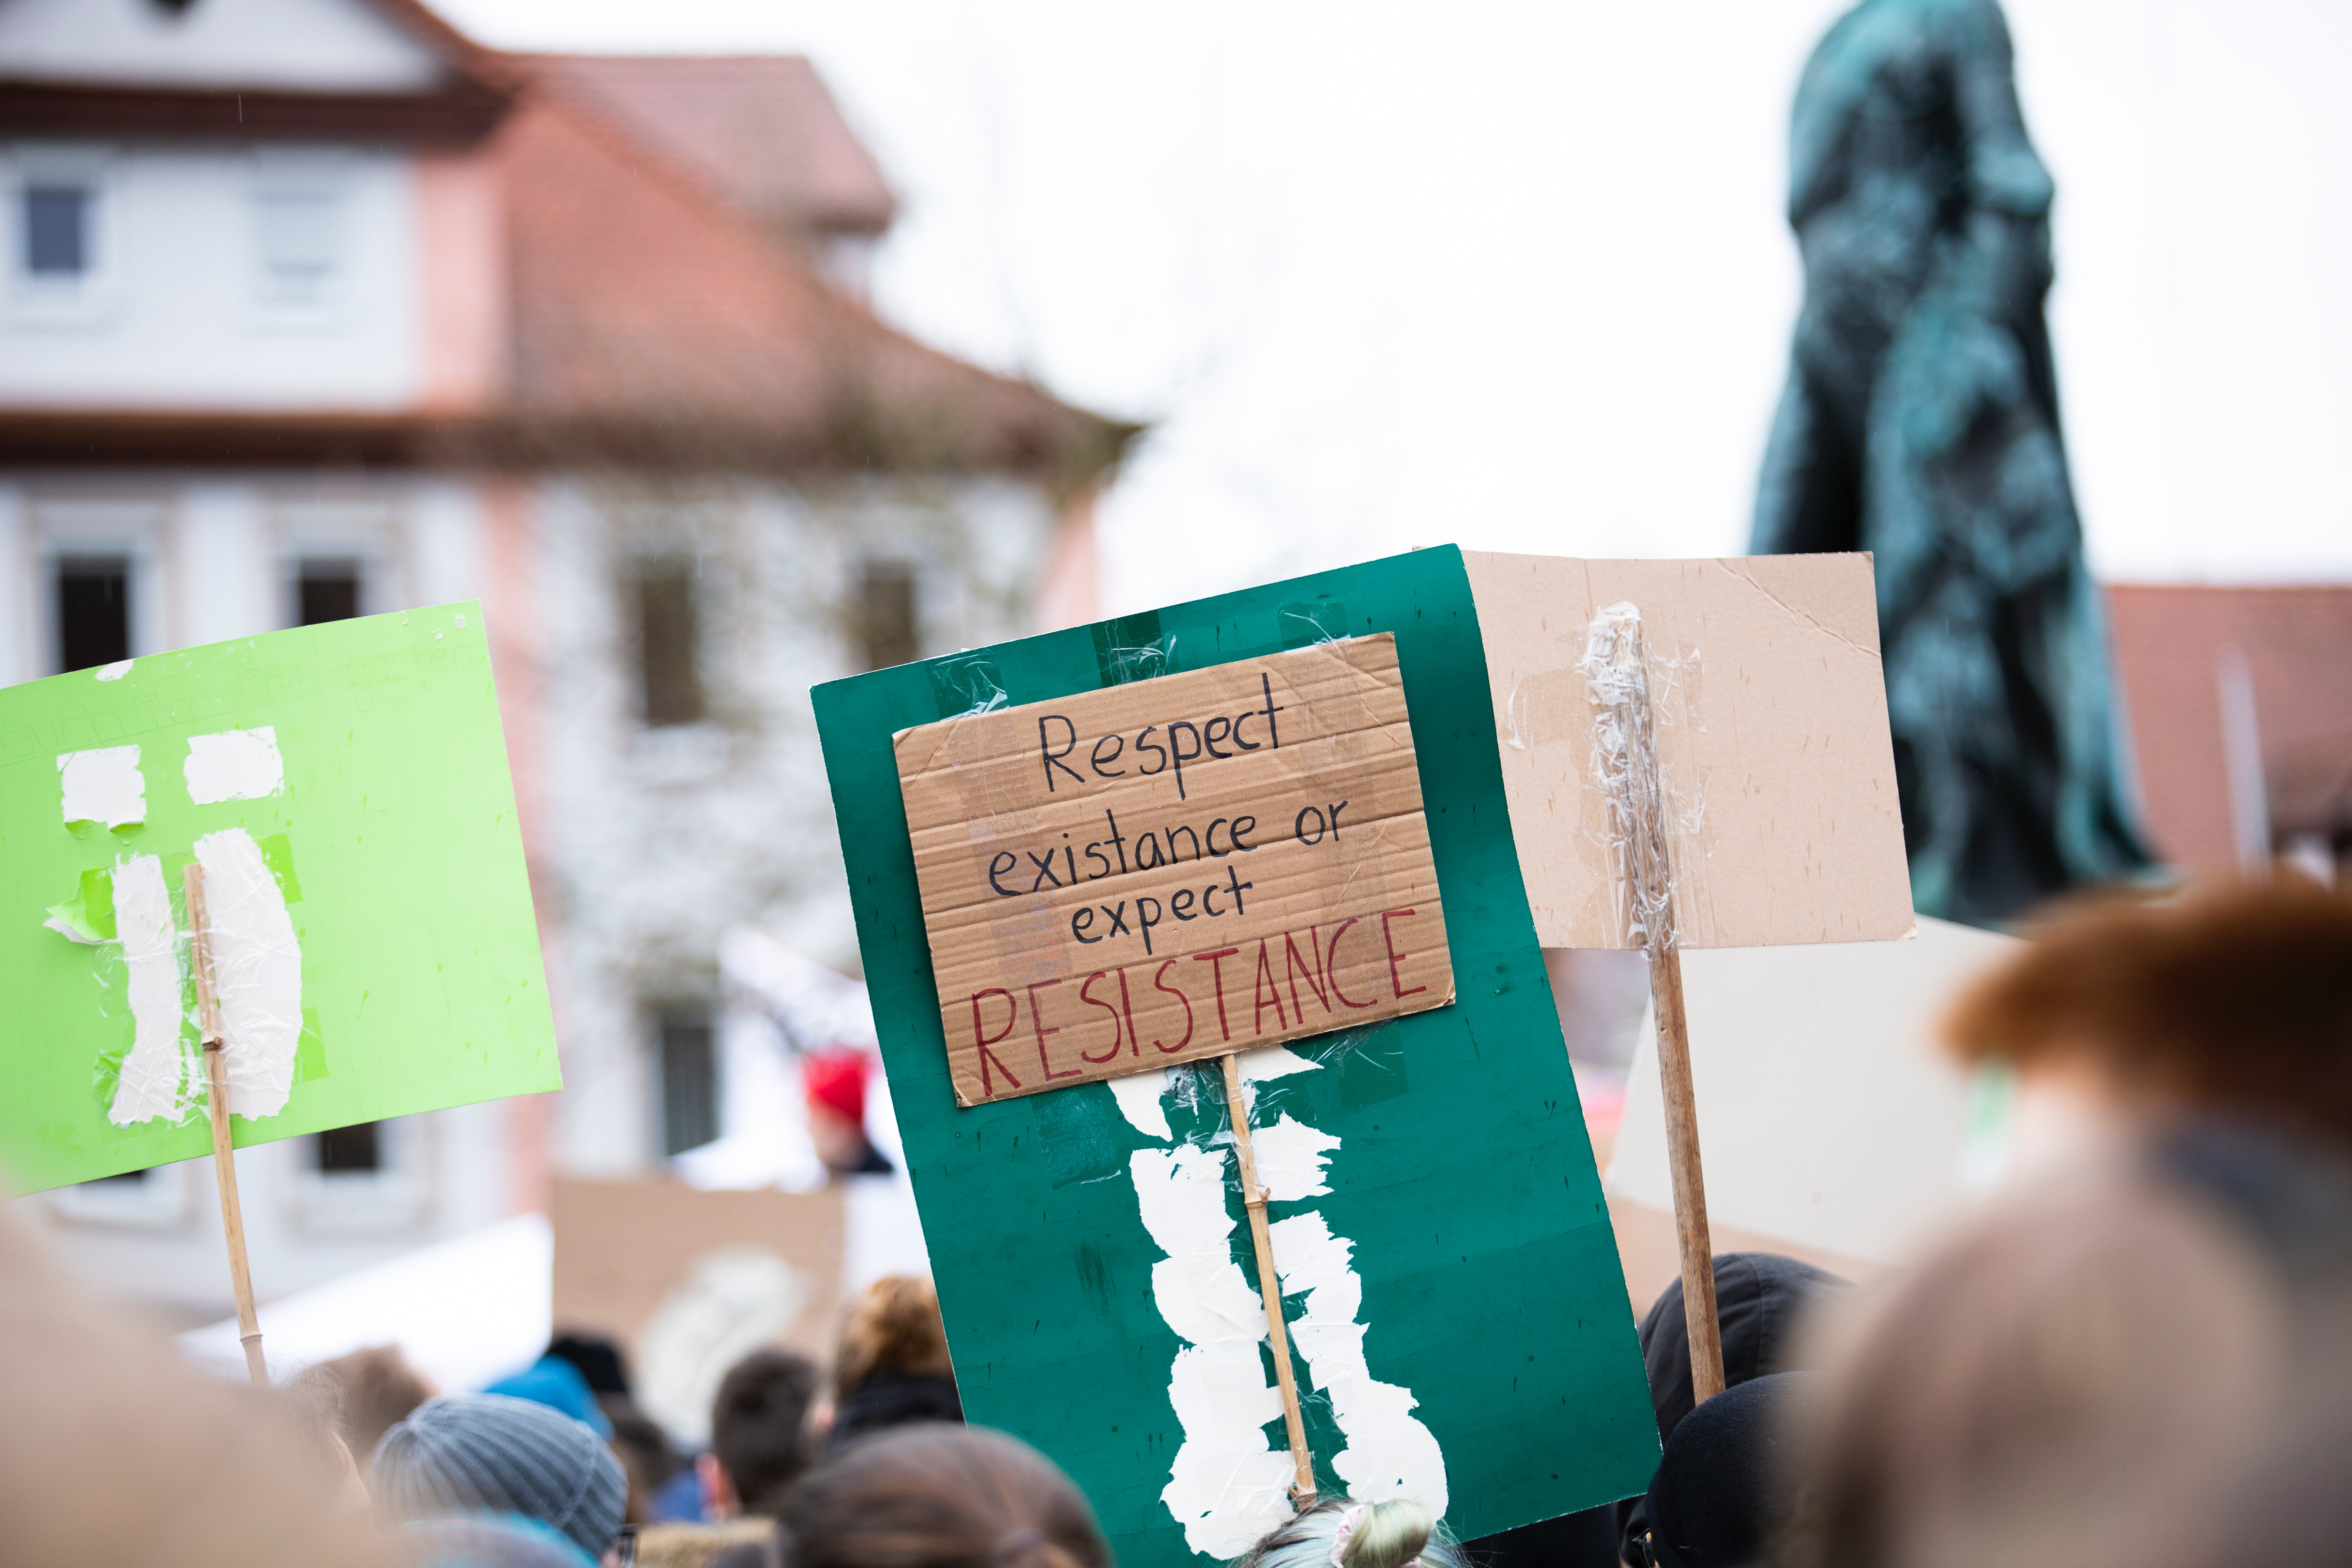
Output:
[1591,612,1726,1404]
[1220,1052,1317,1507]
[183,863,269,1389]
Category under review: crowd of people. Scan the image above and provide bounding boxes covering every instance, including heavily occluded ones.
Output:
[3,878,2348,1568]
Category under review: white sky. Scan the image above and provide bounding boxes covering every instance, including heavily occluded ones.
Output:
[443,0,2352,614]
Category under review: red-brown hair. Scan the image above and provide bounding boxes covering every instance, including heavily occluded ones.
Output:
[835,1276,955,1401]
[1940,879,2352,1143]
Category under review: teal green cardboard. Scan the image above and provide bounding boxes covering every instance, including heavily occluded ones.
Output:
[813,548,1656,1568]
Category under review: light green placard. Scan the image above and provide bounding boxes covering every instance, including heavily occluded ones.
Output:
[0,604,558,1194]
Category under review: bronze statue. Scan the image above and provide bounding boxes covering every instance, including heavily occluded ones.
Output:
[1752,0,2147,924]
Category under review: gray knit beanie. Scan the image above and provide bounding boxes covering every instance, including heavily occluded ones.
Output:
[371,1392,626,1557]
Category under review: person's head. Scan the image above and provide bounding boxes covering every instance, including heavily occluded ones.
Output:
[1942,880,2352,1149]
[319,1344,437,1480]
[1636,1253,1844,1446]
[0,1206,388,1567]
[287,1364,375,1522]
[486,1356,612,1437]
[1777,1173,2285,1568]
[372,1393,629,1560]
[398,1515,601,1568]
[1232,1497,1465,1568]
[700,1348,820,1519]
[781,1425,1107,1568]
[1637,1373,1811,1568]
[544,1336,632,1403]
[805,1050,876,1174]
[605,1404,681,1526]
[836,1276,953,1402]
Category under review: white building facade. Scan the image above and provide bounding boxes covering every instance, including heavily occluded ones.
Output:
[0,0,1120,1320]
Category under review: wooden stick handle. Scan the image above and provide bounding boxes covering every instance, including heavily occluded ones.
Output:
[1648,941,1724,1403]
[1590,606,1726,1406]
[184,863,268,1389]
[1221,1053,1316,1508]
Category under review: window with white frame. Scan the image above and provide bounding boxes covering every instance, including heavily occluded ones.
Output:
[54,554,131,673]
[48,1160,193,1231]
[7,144,117,325]
[654,1002,721,1157]
[22,183,90,279]
[37,497,161,674]
[250,153,347,316]
[293,1112,431,1234]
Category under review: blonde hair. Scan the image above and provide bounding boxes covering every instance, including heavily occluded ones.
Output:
[1232,1498,1460,1568]
[1341,1499,1434,1568]
[835,1275,954,1400]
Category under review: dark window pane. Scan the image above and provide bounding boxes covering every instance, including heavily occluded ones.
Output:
[25,185,89,277]
[57,557,129,673]
[316,1121,382,1173]
[859,561,918,670]
[298,563,361,625]
[636,566,706,726]
[657,1007,719,1156]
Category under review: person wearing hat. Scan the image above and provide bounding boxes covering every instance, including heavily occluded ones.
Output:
[804,1049,893,1177]
[372,1392,628,1560]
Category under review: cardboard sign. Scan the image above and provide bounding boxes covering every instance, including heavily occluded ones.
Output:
[1606,915,2018,1265]
[895,633,1454,1105]
[551,1178,845,1446]
[0,605,557,1194]
[815,548,1657,1568]
[1459,552,1914,949]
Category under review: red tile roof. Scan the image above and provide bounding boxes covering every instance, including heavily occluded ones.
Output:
[490,82,1126,479]
[2109,585,2352,869]
[527,55,897,240]
[0,2,1130,483]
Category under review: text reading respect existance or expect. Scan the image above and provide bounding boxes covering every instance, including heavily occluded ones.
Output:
[893,633,1456,1105]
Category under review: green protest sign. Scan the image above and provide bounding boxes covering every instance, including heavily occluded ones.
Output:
[814,548,1657,1568]
[1,604,557,1195]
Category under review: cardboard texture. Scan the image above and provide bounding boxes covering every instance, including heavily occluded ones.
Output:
[1607,916,2018,1263]
[895,633,1455,1105]
[551,1178,846,1444]
[1459,552,1915,949]
[815,548,1657,1568]
[0,606,557,1194]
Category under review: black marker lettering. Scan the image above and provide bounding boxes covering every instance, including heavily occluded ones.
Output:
[1166,721,1202,800]
[1040,715,1082,790]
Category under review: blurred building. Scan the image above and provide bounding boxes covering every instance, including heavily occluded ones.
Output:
[2110,586,2352,886]
[0,0,1126,1319]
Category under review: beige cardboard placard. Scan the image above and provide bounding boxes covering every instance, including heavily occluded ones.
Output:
[895,632,1456,1106]
[1460,552,1915,950]
[1606,915,2015,1265]
[550,1179,844,1439]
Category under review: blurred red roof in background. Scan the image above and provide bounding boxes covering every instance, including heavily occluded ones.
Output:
[528,55,898,240]
[2110,585,2352,869]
